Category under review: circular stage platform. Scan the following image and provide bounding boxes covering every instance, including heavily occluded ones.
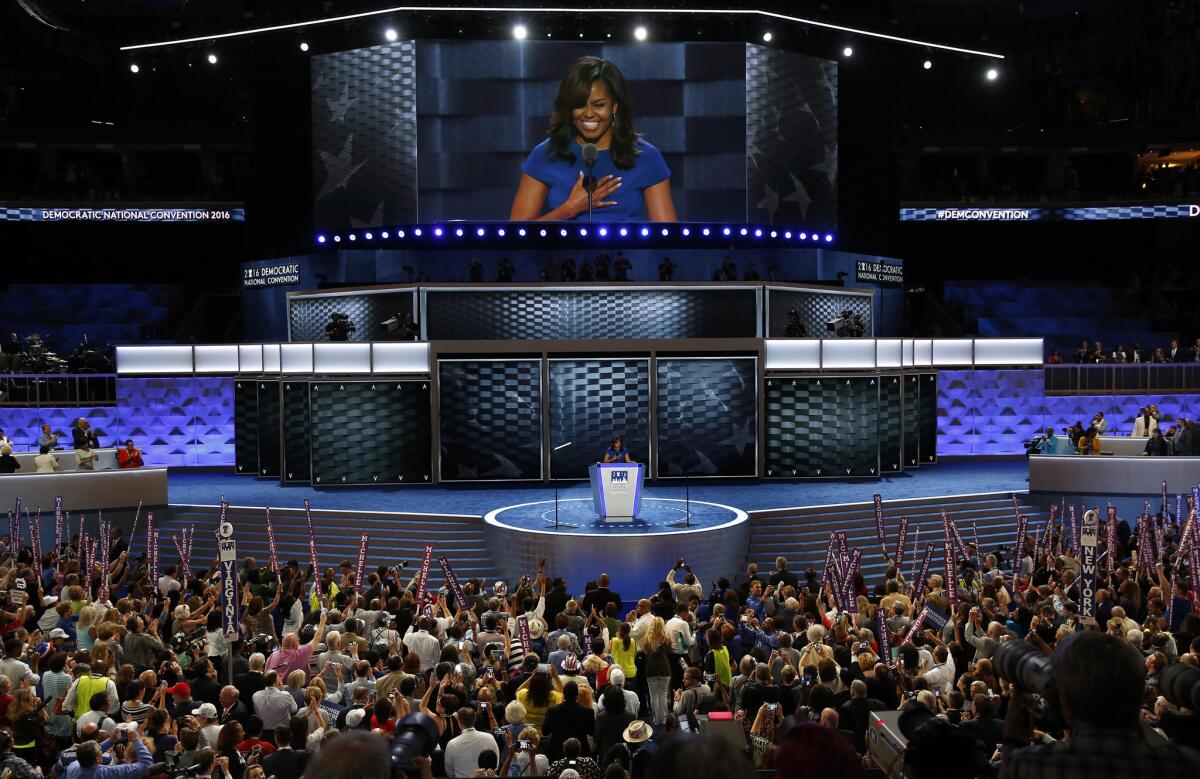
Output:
[484,498,749,596]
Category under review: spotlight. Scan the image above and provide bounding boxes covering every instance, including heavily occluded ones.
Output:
[722,227,731,236]
[129,64,140,74]
[380,231,389,239]
[634,26,648,41]
[661,227,669,236]
[518,228,527,237]
[739,227,748,236]
[810,233,819,241]
[333,235,342,242]
[702,227,711,236]
[762,32,773,43]
[842,46,853,57]
[348,233,357,241]
[397,229,406,238]
[300,42,310,52]
[207,53,218,65]
[770,230,777,238]
[513,24,528,40]
[598,227,608,237]
[454,227,463,237]
[640,227,650,236]
[385,28,399,42]
[784,231,792,239]
[476,227,486,237]
[824,233,834,242]
[986,68,999,81]
[682,227,690,236]
[619,227,628,236]
[799,232,807,240]
[560,227,568,236]
[497,228,506,237]
[754,228,763,237]
[539,229,547,237]
[413,228,422,236]
[433,227,443,237]
[923,59,932,70]
[364,232,373,240]
[579,227,588,236]
[317,234,326,244]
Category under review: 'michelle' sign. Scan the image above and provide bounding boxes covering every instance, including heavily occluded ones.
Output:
[242,262,301,288]
[855,260,904,285]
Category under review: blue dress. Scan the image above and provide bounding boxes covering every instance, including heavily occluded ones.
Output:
[605,447,632,463]
[521,138,670,222]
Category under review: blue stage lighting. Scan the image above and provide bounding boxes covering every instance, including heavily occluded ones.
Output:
[619,227,628,236]
[317,235,326,244]
[579,227,588,236]
[560,227,568,236]
[784,231,792,239]
[770,230,777,238]
[477,227,486,237]
[810,233,819,241]
[413,228,422,236]
[722,227,731,236]
[517,228,526,237]
[739,227,748,236]
[640,227,650,237]
[433,227,443,237]
[364,232,373,240]
[333,235,341,243]
[824,233,833,242]
[754,228,762,237]
[598,227,608,237]
[454,227,464,237]
[661,227,669,236]
[380,231,389,239]
[497,227,506,237]
[348,234,357,241]
[702,227,711,236]
[799,232,807,240]
[540,229,547,237]
[682,227,690,236]
[397,229,406,238]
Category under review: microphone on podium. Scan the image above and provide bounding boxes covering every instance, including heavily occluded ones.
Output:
[582,142,599,222]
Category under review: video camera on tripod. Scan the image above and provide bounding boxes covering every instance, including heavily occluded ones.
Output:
[324,312,357,341]
[826,309,866,338]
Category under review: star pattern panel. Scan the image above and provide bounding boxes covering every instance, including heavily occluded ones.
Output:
[656,358,757,477]
[764,375,879,478]
[548,360,651,480]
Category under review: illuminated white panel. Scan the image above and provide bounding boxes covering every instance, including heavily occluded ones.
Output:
[193,345,239,374]
[371,342,430,374]
[973,338,1044,366]
[876,339,902,368]
[931,339,974,366]
[913,339,933,367]
[764,339,821,370]
[902,339,915,367]
[115,345,194,375]
[313,342,371,374]
[262,344,281,373]
[237,345,263,373]
[280,344,314,374]
[821,339,877,369]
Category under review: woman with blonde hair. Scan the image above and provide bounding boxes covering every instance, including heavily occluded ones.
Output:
[7,687,47,766]
[76,604,100,651]
[643,616,672,725]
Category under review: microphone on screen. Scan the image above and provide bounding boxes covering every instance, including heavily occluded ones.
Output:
[582,142,599,222]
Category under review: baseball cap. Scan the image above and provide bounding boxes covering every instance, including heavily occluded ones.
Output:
[195,703,218,719]
[345,708,367,728]
[48,628,69,639]
[164,682,191,697]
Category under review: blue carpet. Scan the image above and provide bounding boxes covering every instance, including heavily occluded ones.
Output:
[168,460,1029,514]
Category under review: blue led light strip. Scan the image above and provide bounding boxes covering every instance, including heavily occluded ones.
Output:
[315,222,834,246]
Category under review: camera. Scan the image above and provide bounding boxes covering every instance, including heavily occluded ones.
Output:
[993,639,1054,693]
[389,713,440,773]
[324,312,357,342]
[1160,663,1200,713]
[170,627,207,654]
[784,308,807,338]
[826,309,866,338]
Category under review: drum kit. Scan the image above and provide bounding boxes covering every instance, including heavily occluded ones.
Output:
[19,333,68,373]
[1,334,114,374]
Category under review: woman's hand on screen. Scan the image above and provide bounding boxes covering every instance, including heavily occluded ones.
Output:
[565,171,621,217]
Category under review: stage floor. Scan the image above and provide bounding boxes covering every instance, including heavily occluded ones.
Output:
[169,460,1029,514]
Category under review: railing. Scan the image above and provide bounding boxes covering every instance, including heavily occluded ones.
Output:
[1044,364,1200,394]
[0,375,117,406]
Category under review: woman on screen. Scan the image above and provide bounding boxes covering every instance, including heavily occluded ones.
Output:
[603,435,633,464]
[510,56,677,223]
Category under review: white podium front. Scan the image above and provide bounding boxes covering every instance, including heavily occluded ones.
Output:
[590,463,645,519]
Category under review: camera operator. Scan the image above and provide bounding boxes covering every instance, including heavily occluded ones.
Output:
[324,313,356,342]
[1001,632,1200,777]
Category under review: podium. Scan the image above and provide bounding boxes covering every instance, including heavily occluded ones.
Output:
[590,462,645,519]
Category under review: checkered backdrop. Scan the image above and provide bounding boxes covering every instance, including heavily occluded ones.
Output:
[281,381,312,483]
[309,381,431,485]
[234,381,259,475]
[549,359,651,479]
[438,360,543,481]
[256,381,281,478]
[656,358,757,477]
[425,288,758,340]
[764,375,879,478]
[288,292,415,342]
[904,374,921,467]
[918,373,938,464]
[766,288,872,338]
[879,374,903,473]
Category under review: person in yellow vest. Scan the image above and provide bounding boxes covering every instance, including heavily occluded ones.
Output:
[61,664,118,722]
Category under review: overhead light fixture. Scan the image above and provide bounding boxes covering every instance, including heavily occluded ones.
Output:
[762,32,773,43]
[634,26,648,41]
[986,68,999,81]
[129,64,140,73]
[207,53,218,64]
[300,41,310,52]
[513,24,527,39]
[384,28,398,42]
[923,59,932,70]
[842,46,853,57]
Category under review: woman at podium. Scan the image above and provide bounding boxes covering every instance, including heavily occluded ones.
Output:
[603,435,633,463]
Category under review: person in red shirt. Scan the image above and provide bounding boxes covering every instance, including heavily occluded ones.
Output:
[236,715,277,758]
[118,439,144,469]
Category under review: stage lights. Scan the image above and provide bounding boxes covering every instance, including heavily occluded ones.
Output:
[810,232,819,241]
[497,227,506,237]
[476,226,486,236]
[923,59,932,70]
[634,26,648,41]
[824,233,833,242]
[579,227,588,236]
[316,223,832,248]
[129,64,140,74]
[517,228,526,237]
[682,227,690,236]
[986,68,998,81]
[300,42,310,52]
[842,46,853,57]
[660,227,669,236]
[762,32,773,43]
[385,28,399,42]
[397,229,405,238]
[754,228,763,237]
[333,235,341,242]
[560,227,568,236]
[702,227,710,236]
[380,231,389,239]
[413,228,422,237]
[348,233,356,241]
[799,232,807,240]
[722,227,731,236]
[784,231,792,239]
[433,227,444,237]
[739,227,748,236]
[513,24,528,39]
[364,232,373,240]
[454,227,464,237]
[769,230,777,238]
[640,227,650,237]
[619,227,628,236]
[317,234,327,244]
[598,227,608,237]
[207,53,218,64]
[539,228,547,237]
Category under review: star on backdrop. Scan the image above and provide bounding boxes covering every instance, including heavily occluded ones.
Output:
[316,132,366,200]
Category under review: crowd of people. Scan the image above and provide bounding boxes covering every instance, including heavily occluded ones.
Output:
[1047,338,1200,365]
[0,500,1193,779]
[1034,404,1200,457]
[0,419,144,474]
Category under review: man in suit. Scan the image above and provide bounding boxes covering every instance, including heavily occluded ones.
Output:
[580,574,621,617]
[1132,408,1158,437]
[1192,338,1200,363]
[958,693,1003,746]
[262,718,309,779]
[541,681,596,762]
[1168,339,1184,362]
[72,418,99,450]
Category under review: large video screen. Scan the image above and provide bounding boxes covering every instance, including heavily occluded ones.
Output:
[312,41,837,229]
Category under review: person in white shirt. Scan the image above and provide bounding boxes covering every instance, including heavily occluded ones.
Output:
[158,567,182,598]
[442,707,498,778]
[920,644,955,693]
[252,670,298,730]
[402,618,442,672]
[665,561,702,602]
[627,600,655,651]
[1090,412,1107,435]
[194,702,222,748]
[34,445,59,473]
[1132,407,1158,437]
